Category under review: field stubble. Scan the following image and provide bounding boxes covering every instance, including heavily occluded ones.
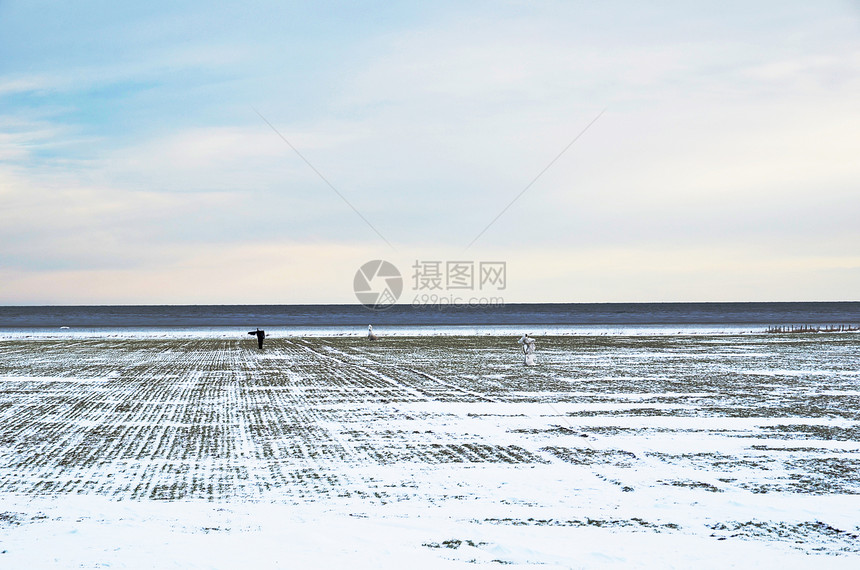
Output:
[1,333,859,561]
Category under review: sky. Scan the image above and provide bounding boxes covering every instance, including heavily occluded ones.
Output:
[1,0,859,305]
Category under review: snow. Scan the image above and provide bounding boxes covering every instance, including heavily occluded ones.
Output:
[0,324,784,340]
[1,331,859,567]
[2,491,858,569]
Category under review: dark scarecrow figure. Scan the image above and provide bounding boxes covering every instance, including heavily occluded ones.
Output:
[248,328,266,349]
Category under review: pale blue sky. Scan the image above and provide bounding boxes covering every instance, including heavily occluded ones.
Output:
[1,1,858,303]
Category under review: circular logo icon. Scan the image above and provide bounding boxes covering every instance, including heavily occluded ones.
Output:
[353,260,402,310]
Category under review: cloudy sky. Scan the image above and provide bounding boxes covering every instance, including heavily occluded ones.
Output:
[1,1,858,304]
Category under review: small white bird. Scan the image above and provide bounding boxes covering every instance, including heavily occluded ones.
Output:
[367,325,378,341]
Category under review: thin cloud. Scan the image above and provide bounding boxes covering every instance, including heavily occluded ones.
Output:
[1,1,858,302]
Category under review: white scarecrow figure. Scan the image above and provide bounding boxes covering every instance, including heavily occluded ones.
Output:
[518,333,536,366]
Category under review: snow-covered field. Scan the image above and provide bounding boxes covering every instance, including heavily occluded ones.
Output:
[1,332,858,568]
